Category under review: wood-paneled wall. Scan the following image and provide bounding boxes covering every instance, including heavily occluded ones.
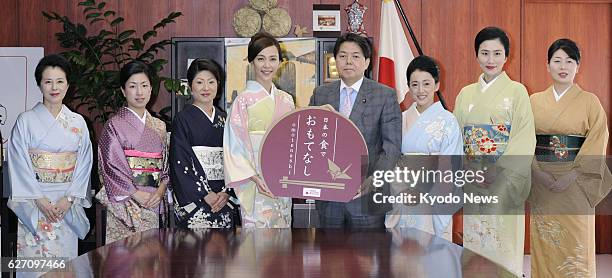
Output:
[1,0,610,253]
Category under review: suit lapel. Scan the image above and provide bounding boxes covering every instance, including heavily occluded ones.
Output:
[349,78,369,122]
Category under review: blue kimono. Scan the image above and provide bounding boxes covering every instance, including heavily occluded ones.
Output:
[385,102,462,239]
[8,103,92,261]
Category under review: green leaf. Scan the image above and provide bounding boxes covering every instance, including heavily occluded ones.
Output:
[163,80,175,92]
[118,57,134,64]
[138,53,154,61]
[159,106,172,114]
[89,18,104,24]
[76,24,87,36]
[150,59,167,72]
[130,38,144,51]
[141,40,172,56]
[83,7,96,14]
[142,30,157,41]
[118,30,135,40]
[153,11,182,30]
[119,38,133,45]
[110,17,124,26]
[78,0,95,7]
[97,29,113,39]
[85,12,101,19]
[42,0,182,125]
[42,11,58,20]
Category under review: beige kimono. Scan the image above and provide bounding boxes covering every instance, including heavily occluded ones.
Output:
[529,84,611,278]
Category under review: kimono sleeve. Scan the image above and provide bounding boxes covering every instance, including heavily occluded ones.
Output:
[7,113,43,200]
[170,115,211,206]
[98,120,137,201]
[497,85,536,208]
[441,115,463,156]
[504,85,536,157]
[223,97,257,188]
[157,121,170,186]
[7,114,43,234]
[66,116,93,208]
[574,93,612,207]
[453,89,466,128]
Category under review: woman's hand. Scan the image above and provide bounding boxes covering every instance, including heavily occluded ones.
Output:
[144,189,165,208]
[319,104,336,112]
[549,171,578,192]
[479,165,498,187]
[210,192,230,213]
[35,198,60,223]
[532,168,556,189]
[55,197,73,220]
[251,175,275,198]
[203,192,220,208]
[132,191,152,206]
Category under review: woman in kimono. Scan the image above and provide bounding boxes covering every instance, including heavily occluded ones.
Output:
[8,55,92,265]
[96,61,169,243]
[224,32,295,228]
[529,39,611,278]
[170,58,237,228]
[385,56,462,239]
[453,27,535,277]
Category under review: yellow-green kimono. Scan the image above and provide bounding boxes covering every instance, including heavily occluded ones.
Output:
[529,84,611,278]
[224,81,295,228]
[454,72,536,277]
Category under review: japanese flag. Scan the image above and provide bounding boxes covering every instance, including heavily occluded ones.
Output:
[377,0,415,110]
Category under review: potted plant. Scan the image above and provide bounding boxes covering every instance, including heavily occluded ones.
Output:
[43,0,184,127]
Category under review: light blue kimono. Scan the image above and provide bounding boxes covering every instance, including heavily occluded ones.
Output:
[8,103,92,262]
[400,102,463,155]
[386,102,462,239]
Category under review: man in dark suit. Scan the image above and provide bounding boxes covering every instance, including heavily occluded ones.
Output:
[309,33,401,229]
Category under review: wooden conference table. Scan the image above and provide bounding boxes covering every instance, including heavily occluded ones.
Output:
[42,228,513,277]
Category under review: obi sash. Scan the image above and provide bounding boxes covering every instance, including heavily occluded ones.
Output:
[535,134,585,162]
[29,150,77,183]
[192,146,224,181]
[462,124,511,161]
[124,149,162,187]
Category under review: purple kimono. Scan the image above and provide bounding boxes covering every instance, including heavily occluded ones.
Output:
[95,107,169,243]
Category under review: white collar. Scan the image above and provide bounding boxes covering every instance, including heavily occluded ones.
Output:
[552,85,572,102]
[126,107,147,124]
[340,77,364,94]
[408,103,421,117]
[54,105,65,120]
[412,101,441,116]
[246,80,276,98]
[479,73,502,93]
[194,105,216,123]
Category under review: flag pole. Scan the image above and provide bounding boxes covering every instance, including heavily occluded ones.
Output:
[392,0,447,110]
[393,0,423,56]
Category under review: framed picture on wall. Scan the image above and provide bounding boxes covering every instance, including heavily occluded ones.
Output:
[313,4,341,37]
